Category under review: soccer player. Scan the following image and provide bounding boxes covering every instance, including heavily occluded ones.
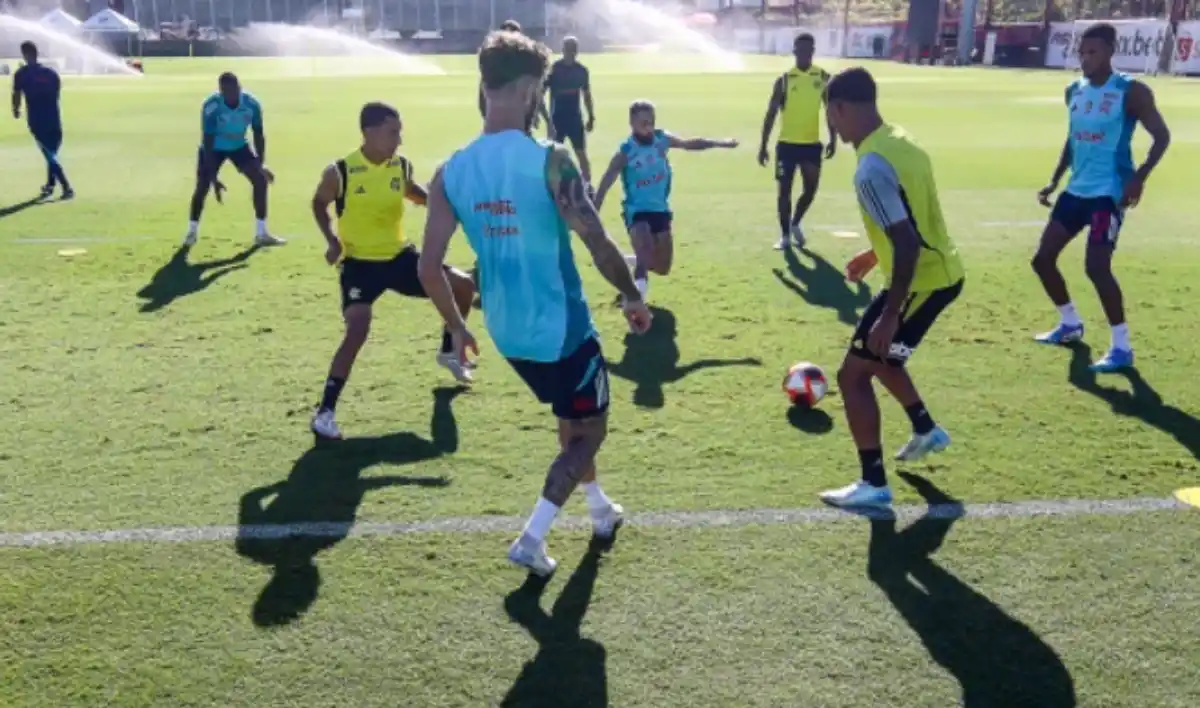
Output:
[418,31,652,576]
[186,72,283,247]
[10,41,73,200]
[309,102,477,440]
[593,100,737,301]
[545,36,595,182]
[476,19,553,139]
[816,68,965,509]
[1032,22,1170,373]
[757,33,835,250]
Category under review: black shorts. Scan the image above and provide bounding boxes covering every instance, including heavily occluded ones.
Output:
[339,246,442,310]
[1050,192,1123,250]
[849,279,964,367]
[31,127,62,156]
[196,145,259,179]
[553,114,586,149]
[775,141,822,180]
[625,211,673,233]
[507,336,610,420]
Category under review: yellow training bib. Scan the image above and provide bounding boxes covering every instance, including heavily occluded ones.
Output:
[778,66,829,145]
[856,125,965,292]
[335,149,412,261]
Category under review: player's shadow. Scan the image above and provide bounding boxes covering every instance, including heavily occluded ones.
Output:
[867,472,1076,707]
[773,247,872,327]
[0,196,45,219]
[136,244,260,313]
[234,386,465,628]
[786,405,834,434]
[1067,343,1200,459]
[500,540,610,708]
[608,306,761,409]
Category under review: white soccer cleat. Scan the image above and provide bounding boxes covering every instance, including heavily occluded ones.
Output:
[773,237,789,251]
[819,481,893,509]
[591,502,625,540]
[436,351,474,384]
[507,535,558,577]
[254,232,286,247]
[895,426,952,462]
[310,408,343,440]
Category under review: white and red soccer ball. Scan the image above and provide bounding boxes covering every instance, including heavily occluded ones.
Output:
[783,361,828,407]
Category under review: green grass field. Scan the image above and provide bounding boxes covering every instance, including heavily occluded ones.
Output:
[1,55,1199,707]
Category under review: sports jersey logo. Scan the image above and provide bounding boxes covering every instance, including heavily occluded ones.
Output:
[1098,99,1114,114]
[390,178,402,192]
[348,166,367,174]
[348,287,362,300]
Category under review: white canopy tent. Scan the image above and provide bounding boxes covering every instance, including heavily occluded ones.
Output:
[39,9,83,34]
[81,8,140,34]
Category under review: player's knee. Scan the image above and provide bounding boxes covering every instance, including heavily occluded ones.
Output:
[1031,250,1056,275]
[837,356,872,391]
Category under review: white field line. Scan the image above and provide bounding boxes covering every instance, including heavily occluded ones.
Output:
[0,496,1188,549]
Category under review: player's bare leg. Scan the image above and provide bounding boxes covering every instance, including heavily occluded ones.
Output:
[820,356,894,508]
[436,268,478,383]
[1031,221,1084,345]
[1084,242,1133,372]
[649,231,674,276]
[574,146,592,184]
[311,304,372,440]
[873,364,951,462]
[248,168,284,246]
[563,421,623,538]
[628,221,654,300]
[774,162,798,249]
[185,172,213,247]
[792,162,821,247]
[509,414,610,576]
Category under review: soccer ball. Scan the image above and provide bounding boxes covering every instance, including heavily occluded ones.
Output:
[783,362,828,407]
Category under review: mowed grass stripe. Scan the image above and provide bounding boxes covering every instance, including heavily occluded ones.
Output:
[0,496,1187,548]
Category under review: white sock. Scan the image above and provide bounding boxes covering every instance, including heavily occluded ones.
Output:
[255,219,268,236]
[1111,323,1131,351]
[582,482,611,512]
[1057,302,1082,327]
[187,220,199,235]
[521,497,560,543]
[635,278,648,298]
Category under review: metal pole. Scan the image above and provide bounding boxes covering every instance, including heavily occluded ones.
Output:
[489,0,495,30]
[209,0,215,29]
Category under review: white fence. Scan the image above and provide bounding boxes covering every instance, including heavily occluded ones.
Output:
[732,24,894,59]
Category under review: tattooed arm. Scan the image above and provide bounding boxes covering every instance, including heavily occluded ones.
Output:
[545,143,641,302]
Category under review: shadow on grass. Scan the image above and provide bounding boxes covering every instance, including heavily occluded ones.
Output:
[0,196,47,219]
[773,247,872,327]
[234,386,466,627]
[136,244,260,313]
[786,405,834,434]
[500,538,614,708]
[1067,342,1200,460]
[608,306,761,409]
[867,472,1076,707]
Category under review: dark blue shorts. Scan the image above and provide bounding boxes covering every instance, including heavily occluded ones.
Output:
[624,211,673,233]
[552,113,586,150]
[507,336,610,420]
[1050,192,1123,249]
[196,145,259,179]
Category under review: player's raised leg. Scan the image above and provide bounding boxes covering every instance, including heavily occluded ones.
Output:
[626,217,654,299]
[650,227,674,276]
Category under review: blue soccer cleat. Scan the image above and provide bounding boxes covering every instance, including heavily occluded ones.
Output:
[1089,347,1134,373]
[1035,323,1085,345]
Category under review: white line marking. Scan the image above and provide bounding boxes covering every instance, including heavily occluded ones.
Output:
[0,497,1187,548]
